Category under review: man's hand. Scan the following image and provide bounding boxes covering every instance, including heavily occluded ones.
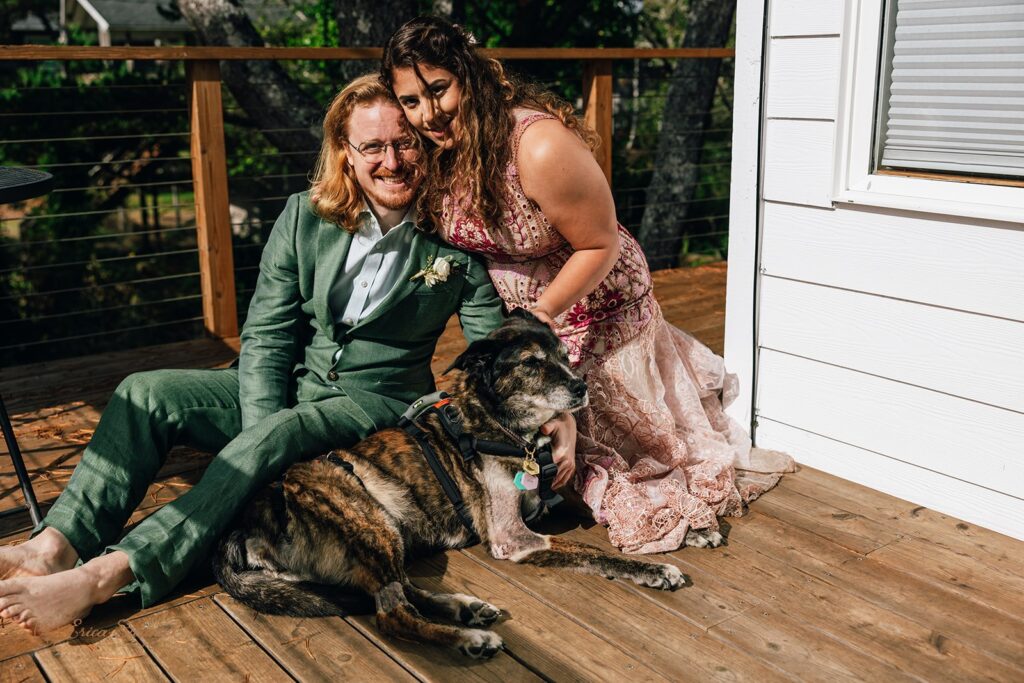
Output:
[540,411,577,489]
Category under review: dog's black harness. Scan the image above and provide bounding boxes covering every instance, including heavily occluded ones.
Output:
[397,391,563,539]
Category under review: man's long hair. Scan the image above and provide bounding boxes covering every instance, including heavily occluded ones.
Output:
[310,74,411,233]
[381,16,598,232]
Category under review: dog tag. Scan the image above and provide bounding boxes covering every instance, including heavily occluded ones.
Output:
[514,471,539,491]
[521,458,540,476]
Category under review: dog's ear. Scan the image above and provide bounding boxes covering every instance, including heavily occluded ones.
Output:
[444,338,499,377]
[509,307,542,325]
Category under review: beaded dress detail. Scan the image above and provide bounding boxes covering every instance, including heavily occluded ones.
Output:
[440,111,794,553]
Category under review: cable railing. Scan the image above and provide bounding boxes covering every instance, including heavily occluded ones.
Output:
[0,46,734,366]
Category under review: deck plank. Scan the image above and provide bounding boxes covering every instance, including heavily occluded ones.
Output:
[2,456,211,541]
[0,654,45,683]
[0,577,221,663]
[343,613,541,683]
[762,480,1024,605]
[0,337,240,416]
[214,594,417,682]
[461,542,787,682]
[677,516,1024,682]
[553,523,757,631]
[728,511,1024,673]
[127,597,291,682]
[752,485,902,555]
[746,494,1024,624]
[865,537,1024,620]
[708,610,915,682]
[779,466,1024,576]
[409,553,666,682]
[34,624,167,683]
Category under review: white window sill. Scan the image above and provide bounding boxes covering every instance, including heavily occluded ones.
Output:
[834,174,1024,224]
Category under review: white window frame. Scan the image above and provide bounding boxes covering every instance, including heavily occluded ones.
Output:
[833,0,1024,223]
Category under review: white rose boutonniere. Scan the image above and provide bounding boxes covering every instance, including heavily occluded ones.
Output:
[411,255,459,287]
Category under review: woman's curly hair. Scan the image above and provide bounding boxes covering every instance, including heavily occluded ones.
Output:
[381,16,598,232]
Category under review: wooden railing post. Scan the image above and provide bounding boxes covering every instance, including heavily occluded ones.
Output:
[583,58,613,186]
[187,60,238,339]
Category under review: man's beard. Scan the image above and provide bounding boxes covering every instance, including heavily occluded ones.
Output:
[364,168,418,211]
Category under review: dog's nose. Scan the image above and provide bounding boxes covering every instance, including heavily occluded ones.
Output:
[571,379,588,398]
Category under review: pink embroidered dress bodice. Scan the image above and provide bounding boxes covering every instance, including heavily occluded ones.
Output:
[440,110,793,554]
[441,112,657,367]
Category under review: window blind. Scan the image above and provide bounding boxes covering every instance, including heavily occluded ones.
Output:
[876,0,1024,179]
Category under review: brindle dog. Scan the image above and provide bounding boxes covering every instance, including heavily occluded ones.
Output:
[212,309,689,658]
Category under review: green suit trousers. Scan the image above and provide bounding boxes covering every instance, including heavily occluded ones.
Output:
[41,367,376,606]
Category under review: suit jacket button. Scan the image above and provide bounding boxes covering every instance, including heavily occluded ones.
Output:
[327,370,339,381]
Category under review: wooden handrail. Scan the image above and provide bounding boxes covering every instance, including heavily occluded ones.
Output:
[3,44,734,340]
[0,45,734,61]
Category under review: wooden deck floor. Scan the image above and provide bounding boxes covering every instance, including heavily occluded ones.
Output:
[2,262,1023,682]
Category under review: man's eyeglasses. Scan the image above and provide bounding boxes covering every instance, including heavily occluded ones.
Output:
[347,139,418,161]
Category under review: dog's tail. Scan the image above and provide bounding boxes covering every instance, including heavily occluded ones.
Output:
[212,530,373,617]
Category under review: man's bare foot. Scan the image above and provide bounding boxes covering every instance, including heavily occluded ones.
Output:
[0,528,79,580]
[0,551,132,635]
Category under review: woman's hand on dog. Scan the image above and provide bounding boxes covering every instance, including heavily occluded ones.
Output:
[541,412,577,489]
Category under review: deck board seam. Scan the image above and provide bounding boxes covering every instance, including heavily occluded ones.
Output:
[493,644,556,683]
[118,619,176,683]
[209,592,303,682]
[337,617,432,683]
[28,651,51,683]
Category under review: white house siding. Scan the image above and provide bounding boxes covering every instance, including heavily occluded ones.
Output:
[751,0,1024,539]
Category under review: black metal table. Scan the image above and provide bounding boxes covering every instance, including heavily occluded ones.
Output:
[0,166,54,527]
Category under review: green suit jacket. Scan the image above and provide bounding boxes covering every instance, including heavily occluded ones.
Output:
[237,191,504,431]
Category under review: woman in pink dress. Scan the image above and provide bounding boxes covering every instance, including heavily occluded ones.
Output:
[382,17,794,553]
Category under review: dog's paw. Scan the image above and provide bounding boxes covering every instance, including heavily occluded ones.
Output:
[458,600,502,627]
[639,563,689,591]
[685,528,724,549]
[458,629,503,659]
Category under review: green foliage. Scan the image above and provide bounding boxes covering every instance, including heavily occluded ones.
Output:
[0,43,200,364]
[1,0,733,366]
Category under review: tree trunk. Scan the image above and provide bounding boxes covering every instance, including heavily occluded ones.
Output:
[635,0,736,270]
[334,0,420,84]
[177,0,323,162]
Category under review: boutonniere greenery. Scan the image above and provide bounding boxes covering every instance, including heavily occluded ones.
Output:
[411,255,460,287]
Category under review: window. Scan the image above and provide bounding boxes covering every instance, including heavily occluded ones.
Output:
[834,0,1024,222]
[873,0,1024,184]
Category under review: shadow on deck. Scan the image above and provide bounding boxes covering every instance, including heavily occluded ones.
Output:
[2,263,1023,681]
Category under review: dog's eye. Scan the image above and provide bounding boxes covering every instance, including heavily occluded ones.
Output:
[522,356,543,367]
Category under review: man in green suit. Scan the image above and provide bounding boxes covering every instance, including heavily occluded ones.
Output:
[0,75,569,634]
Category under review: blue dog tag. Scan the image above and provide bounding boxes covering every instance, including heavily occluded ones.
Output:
[514,471,538,491]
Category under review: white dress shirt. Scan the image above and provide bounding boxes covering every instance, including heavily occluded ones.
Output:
[330,205,418,327]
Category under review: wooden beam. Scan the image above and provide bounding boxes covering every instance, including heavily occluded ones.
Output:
[188,60,238,339]
[583,59,613,186]
[0,45,735,61]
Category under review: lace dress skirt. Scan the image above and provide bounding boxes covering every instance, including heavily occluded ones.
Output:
[574,303,795,554]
